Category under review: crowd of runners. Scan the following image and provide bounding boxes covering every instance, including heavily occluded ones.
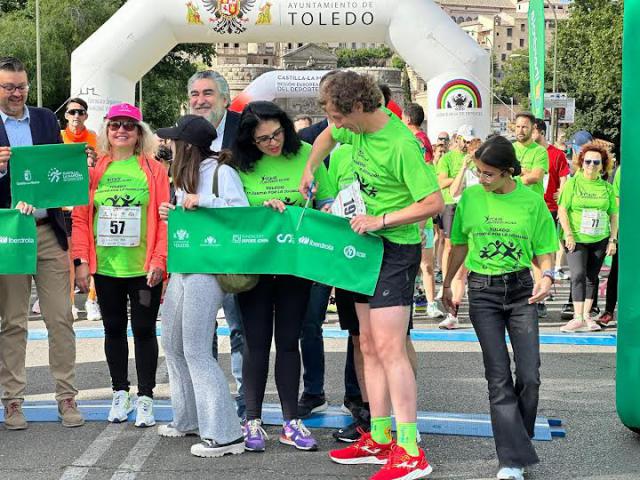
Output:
[0,56,621,480]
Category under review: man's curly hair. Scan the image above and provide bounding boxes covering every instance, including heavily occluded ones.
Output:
[318,71,382,115]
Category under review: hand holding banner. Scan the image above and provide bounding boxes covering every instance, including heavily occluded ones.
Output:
[0,209,37,275]
[9,143,89,209]
[168,206,383,295]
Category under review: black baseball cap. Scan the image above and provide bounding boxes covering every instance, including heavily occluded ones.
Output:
[156,115,217,149]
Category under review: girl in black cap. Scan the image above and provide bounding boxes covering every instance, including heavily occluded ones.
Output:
[157,115,249,458]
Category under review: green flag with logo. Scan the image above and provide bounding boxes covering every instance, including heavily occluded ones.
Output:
[168,206,384,295]
[528,0,545,118]
[0,209,37,275]
[9,143,89,209]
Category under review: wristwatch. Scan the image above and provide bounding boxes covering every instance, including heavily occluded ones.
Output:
[73,258,88,267]
[542,269,555,284]
[609,237,618,244]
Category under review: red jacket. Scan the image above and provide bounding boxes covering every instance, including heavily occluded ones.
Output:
[72,153,169,275]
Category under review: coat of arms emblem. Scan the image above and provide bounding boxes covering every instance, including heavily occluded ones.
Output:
[202,0,256,34]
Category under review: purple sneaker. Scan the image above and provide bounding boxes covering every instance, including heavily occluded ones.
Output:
[243,419,268,452]
[279,419,318,451]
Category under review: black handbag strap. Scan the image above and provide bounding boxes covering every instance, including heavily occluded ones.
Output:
[212,162,221,197]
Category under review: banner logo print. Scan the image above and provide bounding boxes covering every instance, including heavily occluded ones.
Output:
[277,233,294,244]
[48,168,62,183]
[24,170,32,182]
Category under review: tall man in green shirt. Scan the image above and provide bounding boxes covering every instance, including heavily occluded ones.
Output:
[514,112,550,318]
[300,71,443,479]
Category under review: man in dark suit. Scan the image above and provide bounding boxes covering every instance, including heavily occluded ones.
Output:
[0,57,84,430]
[187,70,246,420]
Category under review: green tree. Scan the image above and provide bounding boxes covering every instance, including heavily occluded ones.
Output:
[0,0,214,128]
[494,49,531,108]
[556,0,623,144]
[336,46,393,68]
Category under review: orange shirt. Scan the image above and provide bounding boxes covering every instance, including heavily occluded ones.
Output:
[61,128,97,149]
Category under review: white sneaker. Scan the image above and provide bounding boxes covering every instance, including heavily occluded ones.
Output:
[158,423,198,437]
[135,396,155,427]
[71,305,79,321]
[426,302,444,319]
[108,390,133,423]
[190,437,245,458]
[85,299,102,321]
[497,466,524,480]
[438,314,459,330]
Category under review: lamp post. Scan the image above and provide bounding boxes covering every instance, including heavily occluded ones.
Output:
[35,0,42,107]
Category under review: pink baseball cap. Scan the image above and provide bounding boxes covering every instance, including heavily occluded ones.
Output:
[105,103,142,122]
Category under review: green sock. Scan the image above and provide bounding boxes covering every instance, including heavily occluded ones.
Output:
[397,422,419,456]
[370,416,392,445]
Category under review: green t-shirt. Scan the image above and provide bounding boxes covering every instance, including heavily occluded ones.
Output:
[327,144,355,195]
[513,141,549,196]
[613,166,621,198]
[451,182,558,275]
[436,150,466,205]
[93,156,149,277]
[558,172,618,243]
[238,142,332,207]
[331,108,440,244]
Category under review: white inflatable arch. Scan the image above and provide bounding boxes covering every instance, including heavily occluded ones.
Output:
[71,0,490,139]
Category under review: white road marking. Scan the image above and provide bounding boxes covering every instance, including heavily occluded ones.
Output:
[110,427,161,480]
[59,423,126,480]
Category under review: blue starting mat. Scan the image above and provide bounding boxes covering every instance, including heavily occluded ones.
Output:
[4,401,564,441]
[25,326,616,347]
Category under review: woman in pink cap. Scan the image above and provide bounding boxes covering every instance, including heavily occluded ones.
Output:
[72,103,169,427]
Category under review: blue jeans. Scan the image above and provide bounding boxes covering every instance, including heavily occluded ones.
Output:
[213,293,245,420]
[467,269,540,468]
[300,283,331,396]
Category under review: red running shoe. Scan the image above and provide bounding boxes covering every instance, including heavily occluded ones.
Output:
[329,429,394,465]
[370,445,433,480]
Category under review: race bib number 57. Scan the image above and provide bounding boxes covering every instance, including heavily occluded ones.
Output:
[97,206,142,247]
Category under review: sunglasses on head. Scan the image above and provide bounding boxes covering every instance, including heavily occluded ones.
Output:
[66,109,86,116]
[584,159,602,166]
[108,120,138,132]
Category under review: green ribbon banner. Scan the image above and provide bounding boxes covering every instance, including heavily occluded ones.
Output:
[0,209,37,275]
[528,0,545,118]
[9,143,89,209]
[168,206,384,295]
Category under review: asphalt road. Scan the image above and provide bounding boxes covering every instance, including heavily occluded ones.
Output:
[1,275,636,480]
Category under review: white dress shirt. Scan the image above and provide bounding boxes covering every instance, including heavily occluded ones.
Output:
[210,111,227,153]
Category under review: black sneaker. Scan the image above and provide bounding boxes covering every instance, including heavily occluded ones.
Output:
[332,420,371,443]
[537,302,548,318]
[297,393,328,419]
[341,395,364,416]
[591,306,600,317]
[561,303,574,320]
[435,270,443,284]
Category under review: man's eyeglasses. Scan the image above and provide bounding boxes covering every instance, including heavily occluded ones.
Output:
[437,137,449,142]
[0,83,30,94]
[108,120,138,132]
[254,127,284,146]
[584,159,602,166]
[66,109,87,116]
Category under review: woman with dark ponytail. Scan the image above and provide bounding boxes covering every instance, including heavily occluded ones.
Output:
[442,135,558,480]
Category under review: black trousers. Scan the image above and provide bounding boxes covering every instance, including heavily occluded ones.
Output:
[566,239,608,303]
[94,274,162,398]
[468,270,540,468]
[238,275,312,421]
[605,248,619,314]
